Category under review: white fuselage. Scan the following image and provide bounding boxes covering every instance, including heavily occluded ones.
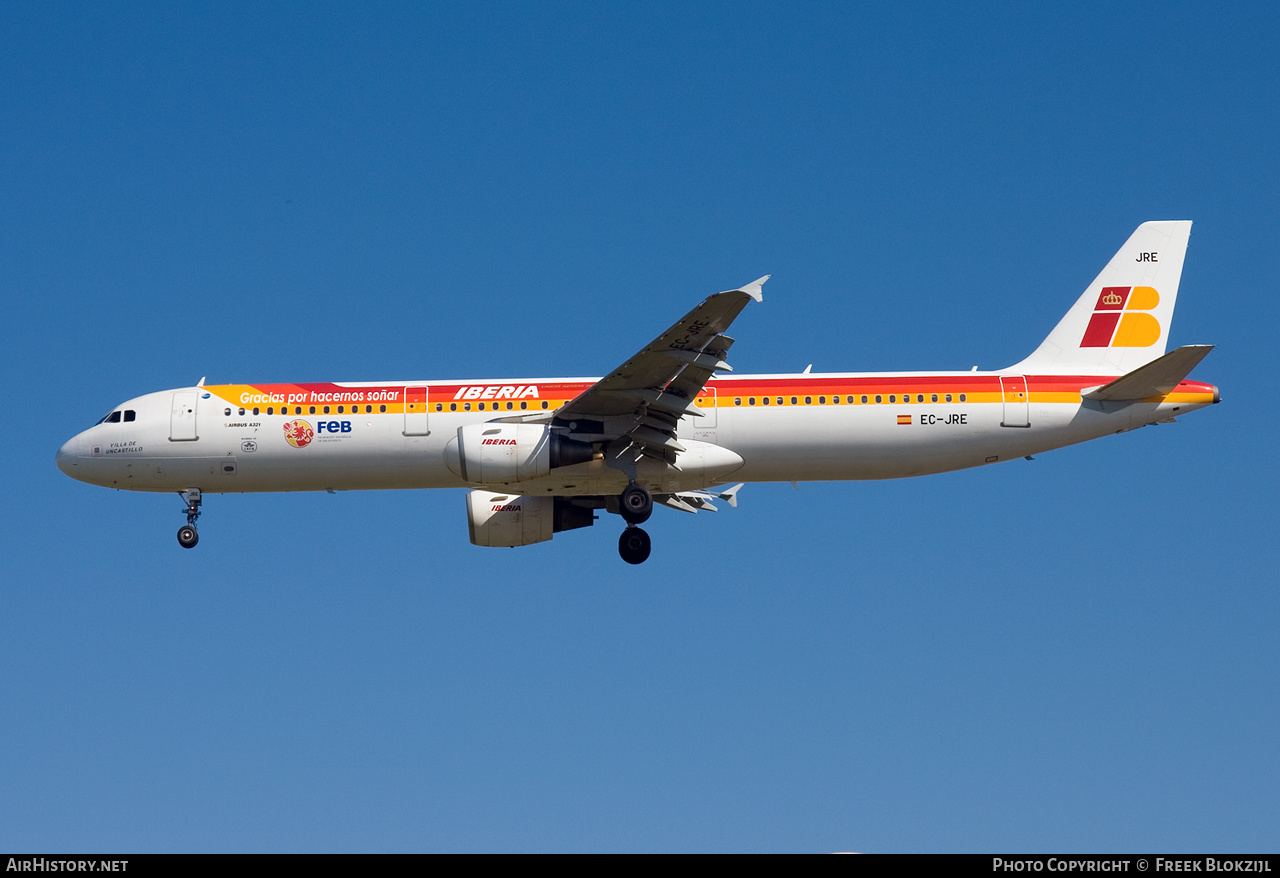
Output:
[55,371,1218,497]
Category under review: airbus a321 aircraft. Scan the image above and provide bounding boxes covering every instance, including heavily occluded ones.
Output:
[57,221,1218,564]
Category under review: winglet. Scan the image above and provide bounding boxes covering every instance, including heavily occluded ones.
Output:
[718,483,744,508]
[729,275,769,303]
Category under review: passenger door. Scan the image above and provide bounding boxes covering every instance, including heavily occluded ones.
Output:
[170,390,199,441]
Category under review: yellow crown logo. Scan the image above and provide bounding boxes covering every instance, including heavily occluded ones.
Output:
[1101,290,1123,306]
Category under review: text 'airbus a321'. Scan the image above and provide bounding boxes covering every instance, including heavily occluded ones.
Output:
[57,221,1218,563]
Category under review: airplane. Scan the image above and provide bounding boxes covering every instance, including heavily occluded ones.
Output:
[56,221,1219,564]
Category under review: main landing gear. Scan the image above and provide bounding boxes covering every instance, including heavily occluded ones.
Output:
[177,488,202,549]
[619,527,651,565]
[618,482,653,565]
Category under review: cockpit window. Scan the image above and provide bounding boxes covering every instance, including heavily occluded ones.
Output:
[94,409,134,425]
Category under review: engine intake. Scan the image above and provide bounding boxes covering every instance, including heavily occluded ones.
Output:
[466,491,595,547]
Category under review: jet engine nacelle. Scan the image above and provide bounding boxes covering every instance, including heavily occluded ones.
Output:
[445,423,593,486]
[466,490,595,547]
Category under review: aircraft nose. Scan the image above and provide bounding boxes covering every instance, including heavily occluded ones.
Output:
[55,436,80,477]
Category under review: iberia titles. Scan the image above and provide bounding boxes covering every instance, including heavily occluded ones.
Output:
[452,385,541,401]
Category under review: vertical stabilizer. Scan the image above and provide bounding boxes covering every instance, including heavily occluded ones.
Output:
[1008,221,1192,375]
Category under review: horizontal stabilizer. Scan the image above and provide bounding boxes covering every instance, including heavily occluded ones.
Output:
[1082,345,1214,401]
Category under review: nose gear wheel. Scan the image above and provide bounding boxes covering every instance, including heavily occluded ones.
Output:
[177,488,202,549]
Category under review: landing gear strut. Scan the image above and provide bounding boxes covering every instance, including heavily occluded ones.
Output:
[177,488,201,549]
[617,482,653,564]
[619,526,651,565]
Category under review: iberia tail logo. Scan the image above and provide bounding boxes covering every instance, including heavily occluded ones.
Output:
[1080,286,1161,347]
[283,420,314,448]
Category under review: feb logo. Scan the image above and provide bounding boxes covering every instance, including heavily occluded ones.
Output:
[283,419,315,448]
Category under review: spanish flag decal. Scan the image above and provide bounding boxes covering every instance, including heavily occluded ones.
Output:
[897,415,912,425]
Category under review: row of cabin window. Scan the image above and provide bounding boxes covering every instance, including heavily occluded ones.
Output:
[439,401,551,412]
[224,400,555,417]
[222,395,970,418]
[227,404,389,416]
[733,393,967,406]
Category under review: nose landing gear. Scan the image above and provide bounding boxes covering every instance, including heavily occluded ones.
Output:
[617,482,653,564]
[177,488,201,549]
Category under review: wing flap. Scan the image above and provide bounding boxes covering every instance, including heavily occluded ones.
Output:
[613,388,704,418]
[657,483,745,514]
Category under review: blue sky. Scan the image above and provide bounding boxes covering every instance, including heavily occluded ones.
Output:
[2,2,1276,852]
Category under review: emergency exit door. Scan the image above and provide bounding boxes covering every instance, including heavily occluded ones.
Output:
[403,386,430,436]
[999,376,1030,428]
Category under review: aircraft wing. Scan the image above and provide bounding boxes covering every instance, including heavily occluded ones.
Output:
[551,277,767,460]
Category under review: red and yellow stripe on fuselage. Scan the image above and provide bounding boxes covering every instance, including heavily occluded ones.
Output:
[202,374,1217,415]
[194,373,1216,490]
